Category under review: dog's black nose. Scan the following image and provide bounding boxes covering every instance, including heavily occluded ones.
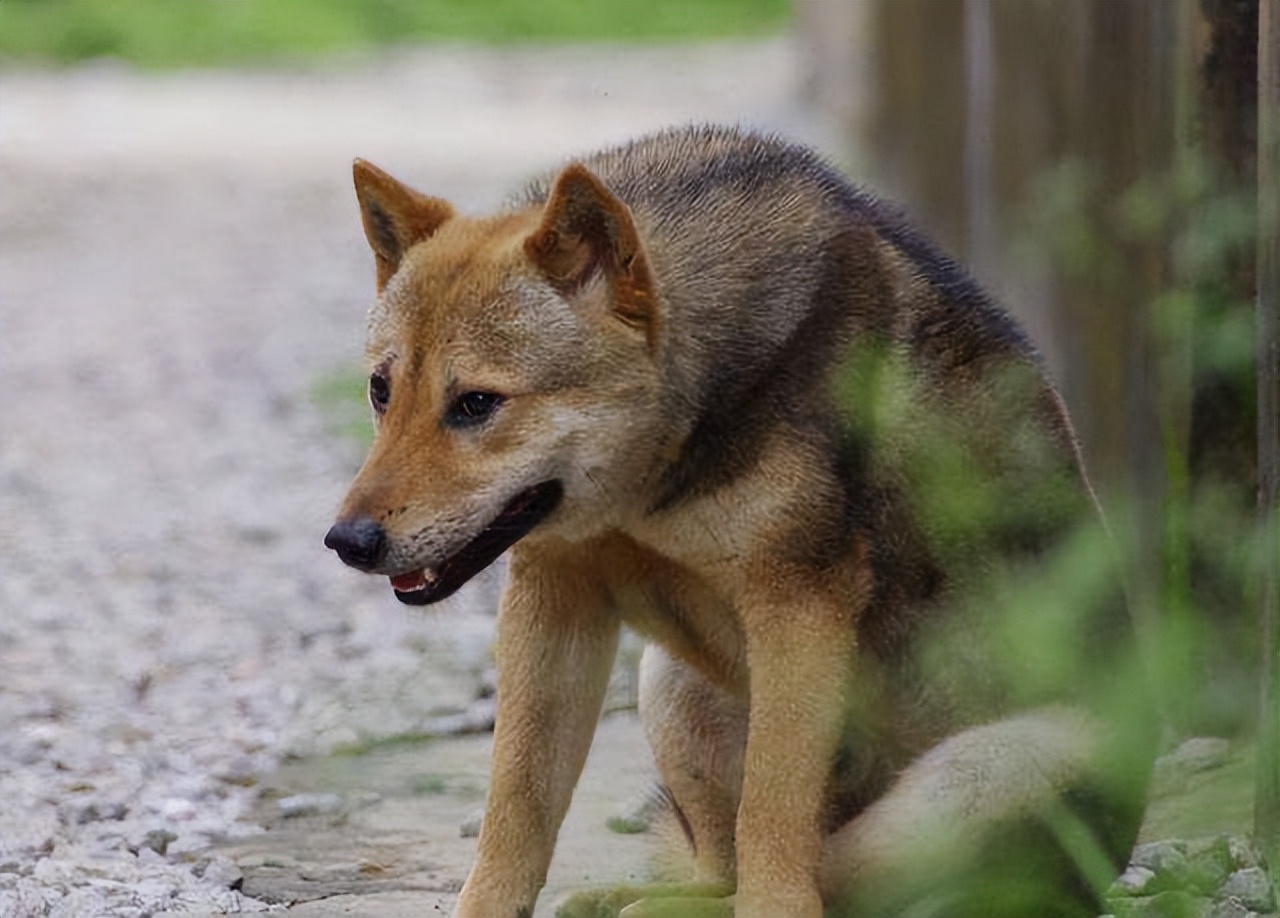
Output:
[324,518,387,571]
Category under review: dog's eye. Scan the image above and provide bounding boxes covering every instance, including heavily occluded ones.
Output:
[369,373,391,414]
[445,391,503,428]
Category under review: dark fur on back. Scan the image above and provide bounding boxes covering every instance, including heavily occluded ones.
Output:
[521,127,1053,513]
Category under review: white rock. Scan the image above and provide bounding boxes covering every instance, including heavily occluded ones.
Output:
[459,807,485,839]
[193,853,244,889]
[1131,839,1188,876]
[160,797,197,822]
[1110,864,1157,896]
[278,791,343,818]
[1155,737,1231,782]
[1219,867,1276,913]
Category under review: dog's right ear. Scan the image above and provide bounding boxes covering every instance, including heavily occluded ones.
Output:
[525,163,661,350]
[353,159,454,291]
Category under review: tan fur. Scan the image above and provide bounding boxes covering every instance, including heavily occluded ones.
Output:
[326,127,1154,918]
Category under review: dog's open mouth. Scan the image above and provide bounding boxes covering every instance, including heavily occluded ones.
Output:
[390,480,563,606]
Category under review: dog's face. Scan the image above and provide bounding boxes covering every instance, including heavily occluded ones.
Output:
[325,161,666,604]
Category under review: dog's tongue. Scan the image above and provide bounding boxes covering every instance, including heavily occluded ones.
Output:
[390,570,429,592]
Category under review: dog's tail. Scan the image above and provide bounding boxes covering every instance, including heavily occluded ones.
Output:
[606,782,697,880]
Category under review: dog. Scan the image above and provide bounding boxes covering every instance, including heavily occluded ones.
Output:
[324,125,1154,918]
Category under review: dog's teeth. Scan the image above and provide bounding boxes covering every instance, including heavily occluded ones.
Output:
[390,569,432,592]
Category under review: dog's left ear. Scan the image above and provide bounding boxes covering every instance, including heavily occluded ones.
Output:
[353,159,454,292]
[525,164,660,349]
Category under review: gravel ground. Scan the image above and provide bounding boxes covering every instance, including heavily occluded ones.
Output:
[0,39,830,917]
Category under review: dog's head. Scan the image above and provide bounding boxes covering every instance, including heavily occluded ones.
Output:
[325,159,667,604]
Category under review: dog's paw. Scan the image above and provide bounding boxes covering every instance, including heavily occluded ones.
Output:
[555,883,732,918]
[555,885,643,918]
[618,895,734,918]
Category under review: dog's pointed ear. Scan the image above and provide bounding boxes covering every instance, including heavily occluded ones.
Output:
[353,159,454,291]
[525,164,660,348]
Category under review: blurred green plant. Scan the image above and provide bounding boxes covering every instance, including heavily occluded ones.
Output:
[815,144,1266,913]
[312,366,372,446]
[0,0,789,68]
[1018,150,1261,738]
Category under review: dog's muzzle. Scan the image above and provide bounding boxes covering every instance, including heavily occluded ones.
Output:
[324,480,564,606]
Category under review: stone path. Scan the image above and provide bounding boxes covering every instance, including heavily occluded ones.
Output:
[0,39,827,918]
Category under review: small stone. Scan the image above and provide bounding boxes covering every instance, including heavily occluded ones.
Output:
[192,854,243,890]
[234,891,277,913]
[167,830,213,856]
[136,843,169,866]
[135,828,177,856]
[101,801,129,821]
[1131,840,1191,890]
[1110,865,1158,897]
[213,756,260,787]
[221,820,267,840]
[277,792,342,818]
[1154,738,1231,784]
[1218,868,1277,913]
[32,856,70,888]
[459,807,484,838]
[133,876,180,909]
[160,797,197,821]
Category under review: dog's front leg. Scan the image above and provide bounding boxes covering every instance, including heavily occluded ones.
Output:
[454,545,620,918]
[733,581,854,918]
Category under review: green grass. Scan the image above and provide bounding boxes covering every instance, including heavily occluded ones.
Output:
[0,0,790,68]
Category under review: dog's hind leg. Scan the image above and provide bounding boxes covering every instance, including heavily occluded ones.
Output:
[819,707,1145,918]
[637,644,747,888]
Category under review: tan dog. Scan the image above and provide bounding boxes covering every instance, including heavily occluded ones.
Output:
[325,126,1154,918]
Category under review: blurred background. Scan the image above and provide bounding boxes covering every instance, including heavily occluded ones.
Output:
[0,1,1273,915]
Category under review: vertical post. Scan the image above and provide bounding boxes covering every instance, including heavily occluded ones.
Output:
[962,0,996,284]
[1255,0,1280,878]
